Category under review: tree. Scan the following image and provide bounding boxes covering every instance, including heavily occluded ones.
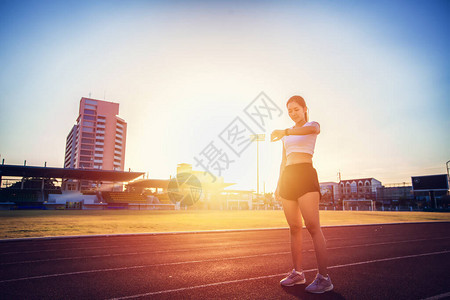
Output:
[6,177,59,190]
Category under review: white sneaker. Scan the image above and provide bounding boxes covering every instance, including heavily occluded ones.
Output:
[280,269,306,286]
[305,273,334,293]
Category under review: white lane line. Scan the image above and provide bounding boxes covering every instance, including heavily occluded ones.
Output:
[0,237,449,284]
[0,252,289,283]
[108,250,450,299]
[1,220,448,243]
[0,233,385,255]
[1,236,448,266]
[421,292,450,300]
[0,231,425,256]
[0,239,290,256]
[328,236,450,251]
[0,245,122,255]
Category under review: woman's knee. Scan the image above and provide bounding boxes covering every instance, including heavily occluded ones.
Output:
[305,222,321,235]
[289,223,303,235]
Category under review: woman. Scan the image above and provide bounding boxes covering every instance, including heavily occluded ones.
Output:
[271,95,333,294]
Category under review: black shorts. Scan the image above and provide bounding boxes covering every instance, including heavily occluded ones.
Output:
[279,163,322,201]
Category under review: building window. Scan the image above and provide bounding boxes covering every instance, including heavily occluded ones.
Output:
[80,156,92,162]
[83,121,95,127]
[85,99,98,105]
[84,115,96,121]
[80,150,93,156]
[81,138,94,144]
[82,127,94,133]
[82,132,95,138]
[84,104,96,110]
[84,109,96,115]
[81,144,94,150]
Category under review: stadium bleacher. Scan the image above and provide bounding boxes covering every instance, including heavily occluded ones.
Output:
[101,192,147,204]
[0,189,39,203]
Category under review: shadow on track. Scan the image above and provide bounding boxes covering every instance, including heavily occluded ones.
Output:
[281,285,346,299]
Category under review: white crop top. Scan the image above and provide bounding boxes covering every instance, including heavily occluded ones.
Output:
[282,121,320,156]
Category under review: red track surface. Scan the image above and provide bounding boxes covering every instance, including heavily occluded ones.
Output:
[0,222,449,299]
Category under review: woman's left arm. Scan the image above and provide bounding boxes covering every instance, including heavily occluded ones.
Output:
[287,122,320,135]
[270,122,320,142]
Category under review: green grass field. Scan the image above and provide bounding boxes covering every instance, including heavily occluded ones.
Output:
[0,210,449,239]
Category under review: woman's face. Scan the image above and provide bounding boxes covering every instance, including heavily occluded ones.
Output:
[287,101,306,123]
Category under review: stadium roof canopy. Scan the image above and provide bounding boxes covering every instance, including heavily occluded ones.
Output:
[0,165,144,182]
[127,178,236,190]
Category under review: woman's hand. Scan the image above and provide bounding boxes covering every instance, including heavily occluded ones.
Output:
[271,130,285,142]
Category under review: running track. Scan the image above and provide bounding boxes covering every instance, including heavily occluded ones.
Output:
[0,222,449,299]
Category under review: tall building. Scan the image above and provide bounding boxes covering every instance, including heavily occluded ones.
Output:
[64,98,127,172]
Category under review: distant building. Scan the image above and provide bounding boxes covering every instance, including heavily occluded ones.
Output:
[64,97,127,190]
[376,184,414,206]
[339,178,382,201]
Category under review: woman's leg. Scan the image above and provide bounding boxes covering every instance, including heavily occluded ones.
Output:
[281,197,304,271]
[298,191,329,276]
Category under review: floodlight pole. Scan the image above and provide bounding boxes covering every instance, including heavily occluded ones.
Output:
[446,160,450,195]
[250,134,265,196]
[257,138,260,195]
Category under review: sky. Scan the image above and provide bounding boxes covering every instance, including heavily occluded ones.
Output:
[0,0,449,192]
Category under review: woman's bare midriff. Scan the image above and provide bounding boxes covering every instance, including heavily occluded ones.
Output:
[286,152,313,166]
